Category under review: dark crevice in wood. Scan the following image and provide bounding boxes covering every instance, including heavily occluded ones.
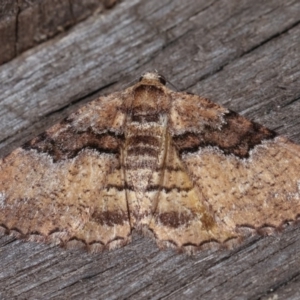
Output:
[0,1,121,66]
[240,18,300,60]
[184,19,300,92]
[14,1,20,56]
[260,271,300,299]
[280,95,300,108]
[68,0,76,24]
[44,80,118,118]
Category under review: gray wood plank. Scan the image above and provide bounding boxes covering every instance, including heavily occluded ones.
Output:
[0,0,300,299]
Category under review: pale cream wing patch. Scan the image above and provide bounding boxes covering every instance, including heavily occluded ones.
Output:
[148,134,236,250]
[181,137,300,234]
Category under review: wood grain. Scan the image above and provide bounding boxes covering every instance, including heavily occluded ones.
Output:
[0,0,118,65]
[0,0,300,299]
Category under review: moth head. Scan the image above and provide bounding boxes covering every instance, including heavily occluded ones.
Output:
[139,72,166,85]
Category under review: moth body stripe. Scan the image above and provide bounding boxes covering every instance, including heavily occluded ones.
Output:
[127,146,159,157]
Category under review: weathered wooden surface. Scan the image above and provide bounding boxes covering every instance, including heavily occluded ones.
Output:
[0,0,300,299]
[0,0,117,65]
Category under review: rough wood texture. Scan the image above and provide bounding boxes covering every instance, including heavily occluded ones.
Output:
[0,0,117,65]
[0,0,300,299]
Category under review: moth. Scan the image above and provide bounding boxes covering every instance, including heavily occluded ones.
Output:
[0,72,299,253]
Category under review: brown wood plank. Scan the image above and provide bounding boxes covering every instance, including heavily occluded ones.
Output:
[0,0,300,299]
[0,0,118,65]
[0,1,17,64]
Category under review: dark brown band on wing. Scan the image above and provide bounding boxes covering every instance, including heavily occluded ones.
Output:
[131,114,160,123]
[23,128,124,162]
[105,183,134,191]
[155,212,195,228]
[127,146,158,157]
[91,210,128,226]
[146,185,192,193]
[128,135,160,147]
[104,184,191,193]
[155,211,216,229]
[173,110,277,158]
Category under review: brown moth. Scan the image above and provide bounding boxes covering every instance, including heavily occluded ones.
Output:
[0,72,299,253]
